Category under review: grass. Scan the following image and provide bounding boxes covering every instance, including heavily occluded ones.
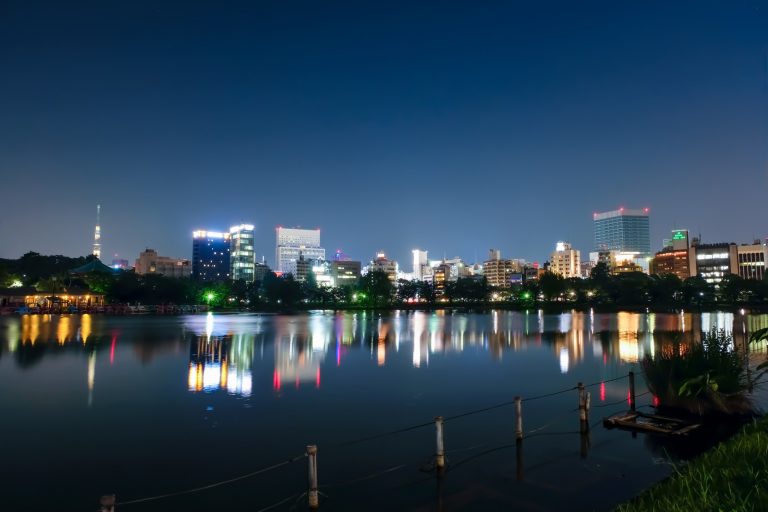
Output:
[641,328,752,415]
[616,416,768,512]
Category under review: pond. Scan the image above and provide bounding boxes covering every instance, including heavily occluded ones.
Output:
[1,310,767,511]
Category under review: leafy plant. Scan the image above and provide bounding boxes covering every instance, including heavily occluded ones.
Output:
[642,328,750,415]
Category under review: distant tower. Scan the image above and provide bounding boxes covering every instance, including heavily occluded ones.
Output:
[93,204,102,260]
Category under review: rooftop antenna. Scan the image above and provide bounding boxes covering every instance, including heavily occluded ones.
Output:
[93,204,102,260]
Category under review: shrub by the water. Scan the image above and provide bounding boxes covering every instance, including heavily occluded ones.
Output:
[641,328,750,415]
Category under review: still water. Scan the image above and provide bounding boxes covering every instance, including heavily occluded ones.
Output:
[1,310,767,511]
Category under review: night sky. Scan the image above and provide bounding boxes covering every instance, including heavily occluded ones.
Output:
[1,1,766,266]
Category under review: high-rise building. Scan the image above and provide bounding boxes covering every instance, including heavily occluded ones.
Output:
[737,241,768,281]
[230,224,255,282]
[135,249,192,278]
[549,242,581,278]
[192,230,231,282]
[593,208,651,255]
[412,249,429,281]
[275,227,325,276]
[482,249,521,288]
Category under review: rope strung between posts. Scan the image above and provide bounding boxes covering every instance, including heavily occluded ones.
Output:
[582,373,631,388]
[335,372,636,446]
[114,453,307,506]
[334,420,435,447]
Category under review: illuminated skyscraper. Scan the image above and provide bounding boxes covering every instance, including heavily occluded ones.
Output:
[550,242,581,278]
[192,230,231,281]
[92,204,101,260]
[230,224,256,282]
[593,208,651,255]
[275,227,325,276]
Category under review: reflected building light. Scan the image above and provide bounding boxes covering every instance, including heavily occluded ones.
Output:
[57,315,71,344]
[206,312,214,339]
[87,351,96,407]
[559,347,569,374]
[377,338,386,366]
[188,363,198,391]
[203,362,220,391]
[7,321,19,352]
[600,382,606,402]
[617,312,640,363]
[81,314,92,343]
[110,335,117,364]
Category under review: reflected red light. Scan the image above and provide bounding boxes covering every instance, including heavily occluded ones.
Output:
[627,389,632,406]
[296,376,300,389]
[273,369,281,391]
[603,353,607,365]
[316,368,321,389]
[336,339,341,366]
[652,395,660,407]
[600,382,606,401]
[110,335,117,365]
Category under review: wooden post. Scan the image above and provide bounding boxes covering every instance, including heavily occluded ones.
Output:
[585,391,591,422]
[515,436,524,481]
[628,371,636,412]
[307,445,319,509]
[577,382,588,434]
[514,396,523,441]
[99,495,115,512]
[435,416,445,470]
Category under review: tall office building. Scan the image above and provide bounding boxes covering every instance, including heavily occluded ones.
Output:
[275,227,325,276]
[192,230,231,282]
[593,208,651,255]
[549,242,581,278]
[412,249,429,281]
[230,224,256,282]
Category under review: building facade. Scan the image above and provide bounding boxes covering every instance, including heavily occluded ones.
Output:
[275,227,325,276]
[689,241,738,285]
[593,208,651,255]
[650,229,691,280]
[192,230,231,282]
[369,252,398,281]
[135,249,192,278]
[737,241,768,281]
[331,260,361,287]
[230,224,255,282]
[482,249,521,288]
[549,242,581,278]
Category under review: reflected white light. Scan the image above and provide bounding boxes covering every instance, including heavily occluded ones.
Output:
[203,363,220,390]
[559,348,569,374]
[206,313,214,339]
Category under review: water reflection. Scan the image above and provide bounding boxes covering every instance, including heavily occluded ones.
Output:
[3,311,768,398]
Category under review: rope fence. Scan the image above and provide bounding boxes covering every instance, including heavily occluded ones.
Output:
[96,370,650,512]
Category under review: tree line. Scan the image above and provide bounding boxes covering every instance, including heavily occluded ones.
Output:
[3,254,767,310]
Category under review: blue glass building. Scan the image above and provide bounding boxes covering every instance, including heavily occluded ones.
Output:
[192,230,231,281]
[593,208,651,254]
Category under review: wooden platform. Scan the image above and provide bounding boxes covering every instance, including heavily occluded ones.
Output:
[603,411,701,435]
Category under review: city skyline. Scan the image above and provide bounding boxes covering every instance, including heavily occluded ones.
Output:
[1,2,767,265]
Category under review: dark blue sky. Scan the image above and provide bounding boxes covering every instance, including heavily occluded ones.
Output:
[1,1,766,266]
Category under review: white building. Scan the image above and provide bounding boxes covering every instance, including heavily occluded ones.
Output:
[275,227,325,276]
[412,249,429,281]
[737,241,767,281]
[549,242,581,278]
